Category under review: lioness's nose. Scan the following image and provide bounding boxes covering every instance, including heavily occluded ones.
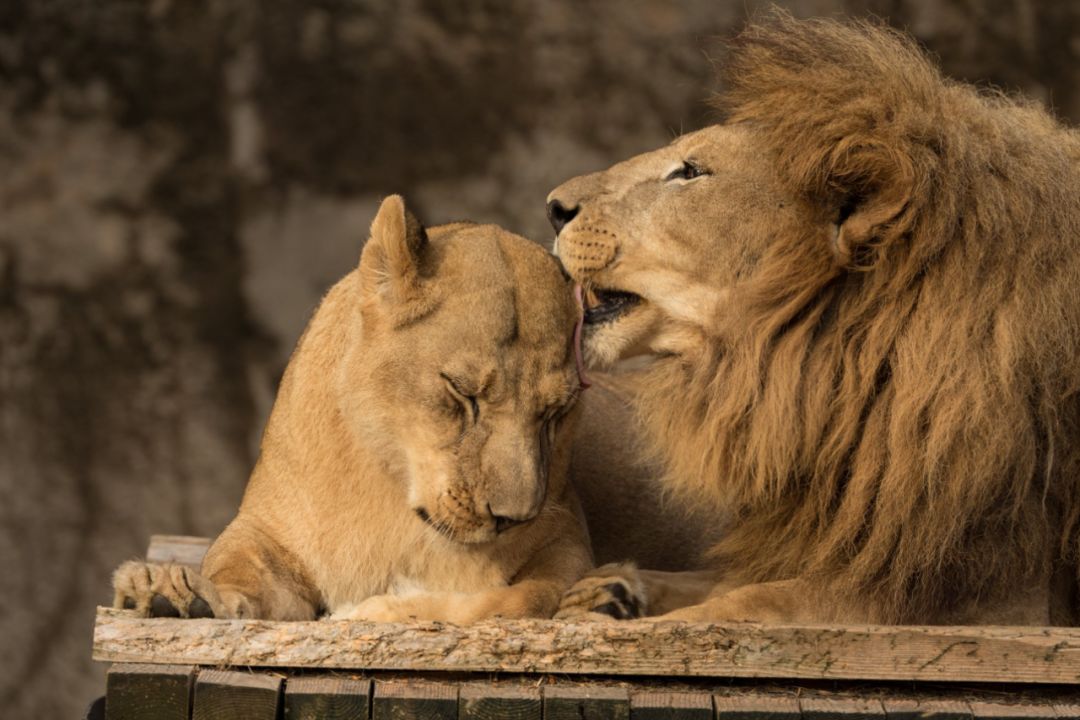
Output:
[546,199,579,235]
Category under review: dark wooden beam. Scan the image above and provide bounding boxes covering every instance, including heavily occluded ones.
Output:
[192,669,281,720]
[372,680,458,720]
[459,684,542,719]
[105,664,196,720]
[284,676,370,719]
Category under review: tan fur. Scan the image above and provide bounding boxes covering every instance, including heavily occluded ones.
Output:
[570,369,726,571]
[550,12,1080,625]
[114,196,592,622]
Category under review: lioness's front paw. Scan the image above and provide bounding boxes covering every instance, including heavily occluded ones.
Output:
[329,594,414,623]
[554,562,647,621]
[112,561,224,619]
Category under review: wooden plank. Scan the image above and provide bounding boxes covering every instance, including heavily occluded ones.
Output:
[966,701,1057,720]
[459,684,541,719]
[801,697,887,720]
[713,692,800,720]
[284,676,371,719]
[1054,704,1080,720]
[545,686,630,720]
[372,680,458,720]
[883,699,972,720]
[193,669,282,720]
[92,607,1080,684]
[105,663,195,720]
[146,534,211,568]
[630,690,712,719]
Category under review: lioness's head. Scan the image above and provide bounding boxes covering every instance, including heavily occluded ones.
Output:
[343,196,580,545]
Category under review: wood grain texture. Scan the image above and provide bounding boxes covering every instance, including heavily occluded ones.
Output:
[1053,703,1080,720]
[284,676,371,719]
[146,535,211,568]
[192,669,282,720]
[630,690,712,719]
[883,699,972,720]
[93,607,1080,683]
[966,701,1058,720]
[105,663,195,720]
[713,692,801,720]
[372,680,458,720]
[544,685,631,720]
[801,697,887,720]
[458,684,541,719]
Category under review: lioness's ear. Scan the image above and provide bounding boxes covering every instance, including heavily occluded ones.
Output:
[359,194,428,303]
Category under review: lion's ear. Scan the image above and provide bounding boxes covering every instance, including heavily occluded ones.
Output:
[832,179,913,271]
[719,12,939,272]
[359,194,428,303]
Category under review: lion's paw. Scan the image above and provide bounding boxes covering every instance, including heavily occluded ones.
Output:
[555,562,647,621]
[112,561,224,619]
[328,594,414,623]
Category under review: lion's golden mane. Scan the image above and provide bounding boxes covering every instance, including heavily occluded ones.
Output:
[640,14,1080,622]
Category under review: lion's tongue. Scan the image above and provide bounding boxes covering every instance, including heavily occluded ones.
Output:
[573,284,592,390]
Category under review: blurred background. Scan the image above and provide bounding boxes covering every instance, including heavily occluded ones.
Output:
[2,0,1078,715]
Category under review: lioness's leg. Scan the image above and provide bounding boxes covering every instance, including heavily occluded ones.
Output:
[556,564,735,620]
[114,520,320,620]
[332,520,593,624]
[197,520,321,619]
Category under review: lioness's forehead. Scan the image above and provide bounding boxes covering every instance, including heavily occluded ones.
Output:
[428,223,576,346]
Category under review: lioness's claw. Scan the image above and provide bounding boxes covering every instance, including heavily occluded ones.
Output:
[188,597,215,618]
[150,594,181,618]
[112,560,224,619]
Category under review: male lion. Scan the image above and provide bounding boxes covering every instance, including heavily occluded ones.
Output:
[550,13,1080,625]
[114,195,592,622]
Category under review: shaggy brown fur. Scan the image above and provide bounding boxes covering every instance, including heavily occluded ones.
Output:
[555,12,1080,624]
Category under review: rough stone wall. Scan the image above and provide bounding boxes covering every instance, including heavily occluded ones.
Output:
[1,1,1076,715]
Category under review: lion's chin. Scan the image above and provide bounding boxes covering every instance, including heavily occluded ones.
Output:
[582,300,663,367]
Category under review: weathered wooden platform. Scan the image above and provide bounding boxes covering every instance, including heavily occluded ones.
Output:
[94,607,1080,684]
[93,536,1080,719]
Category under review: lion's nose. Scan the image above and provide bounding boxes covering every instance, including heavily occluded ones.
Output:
[546,199,579,235]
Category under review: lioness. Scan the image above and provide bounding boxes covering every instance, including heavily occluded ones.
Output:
[550,13,1080,625]
[114,195,592,622]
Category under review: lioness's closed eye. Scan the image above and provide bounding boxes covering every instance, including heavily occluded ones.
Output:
[114,195,593,623]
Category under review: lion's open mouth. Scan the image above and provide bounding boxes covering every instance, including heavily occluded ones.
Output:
[582,287,642,325]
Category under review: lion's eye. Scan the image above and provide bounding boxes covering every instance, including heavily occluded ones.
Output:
[664,160,706,182]
[441,374,479,422]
